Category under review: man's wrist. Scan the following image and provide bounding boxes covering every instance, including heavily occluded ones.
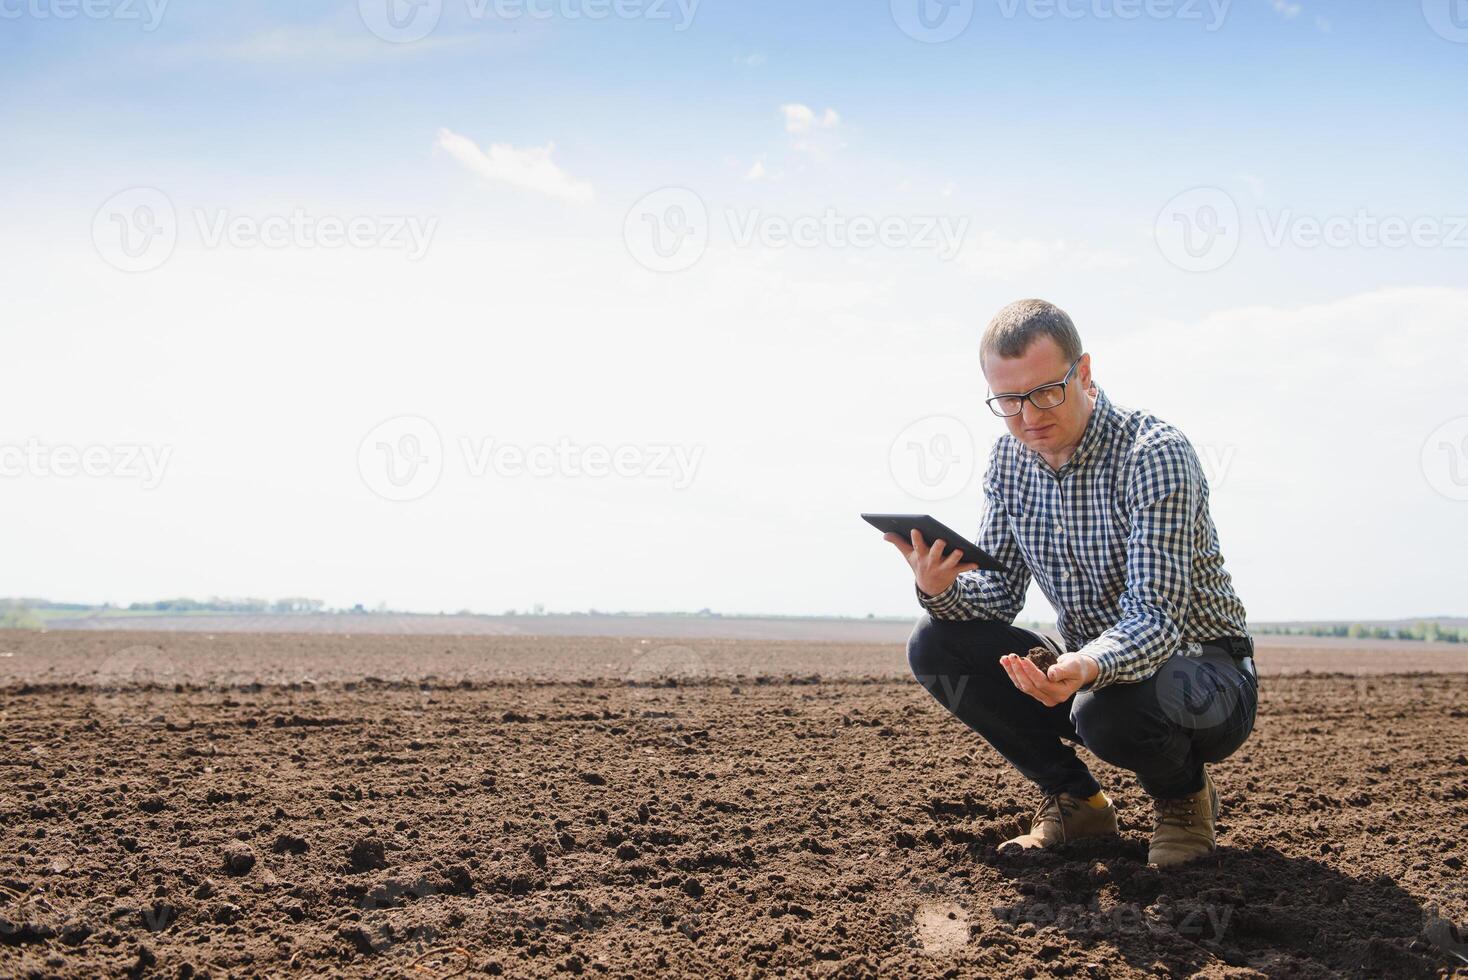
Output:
[914,580,960,615]
[915,578,955,600]
[1074,653,1101,690]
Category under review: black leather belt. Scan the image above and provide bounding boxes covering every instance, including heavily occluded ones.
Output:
[1201,636,1256,681]
[1201,636,1254,659]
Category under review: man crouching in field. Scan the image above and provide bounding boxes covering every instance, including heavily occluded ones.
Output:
[888,299,1258,867]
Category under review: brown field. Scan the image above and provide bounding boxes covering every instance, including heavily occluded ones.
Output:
[1,630,1466,978]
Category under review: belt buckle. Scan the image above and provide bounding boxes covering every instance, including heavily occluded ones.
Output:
[1224,636,1254,659]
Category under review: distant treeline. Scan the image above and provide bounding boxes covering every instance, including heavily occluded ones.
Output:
[3,597,1465,645]
[124,597,325,613]
[1253,622,1466,643]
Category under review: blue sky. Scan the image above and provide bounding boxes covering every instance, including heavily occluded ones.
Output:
[2,0,1467,621]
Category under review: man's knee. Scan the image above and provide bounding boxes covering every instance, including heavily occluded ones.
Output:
[906,614,949,679]
[907,614,1010,682]
[1071,688,1167,765]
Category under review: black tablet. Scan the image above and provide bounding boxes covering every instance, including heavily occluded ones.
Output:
[861,513,1011,574]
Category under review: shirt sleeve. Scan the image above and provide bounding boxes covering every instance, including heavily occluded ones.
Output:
[1076,435,1201,690]
[917,439,1032,622]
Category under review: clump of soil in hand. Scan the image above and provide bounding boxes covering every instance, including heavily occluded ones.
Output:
[1026,646,1058,673]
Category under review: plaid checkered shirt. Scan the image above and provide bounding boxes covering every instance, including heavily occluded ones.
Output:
[917,386,1250,690]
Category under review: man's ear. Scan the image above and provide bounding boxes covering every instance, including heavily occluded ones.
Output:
[1077,352,1093,389]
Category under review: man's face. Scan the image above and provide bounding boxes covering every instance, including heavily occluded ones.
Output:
[982,336,1093,456]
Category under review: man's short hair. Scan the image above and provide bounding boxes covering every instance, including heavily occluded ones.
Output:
[981,299,1083,366]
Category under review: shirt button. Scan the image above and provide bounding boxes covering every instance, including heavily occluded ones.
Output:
[1060,571,1070,580]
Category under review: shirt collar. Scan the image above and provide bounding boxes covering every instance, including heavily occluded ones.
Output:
[1021,385,1114,475]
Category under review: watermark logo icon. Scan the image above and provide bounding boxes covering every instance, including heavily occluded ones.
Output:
[622,639,707,707]
[624,188,709,273]
[1155,187,1240,272]
[889,416,975,501]
[1194,443,1239,489]
[92,645,178,727]
[891,0,974,42]
[1152,652,1239,732]
[358,416,443,502]
[359,0,442,42]
[350,877,440,956]
[1422,416,1468,501]
[93,187,177,273]
[1423,904,1468,964]
[1423,0,1468,42]
[625,643,707,704]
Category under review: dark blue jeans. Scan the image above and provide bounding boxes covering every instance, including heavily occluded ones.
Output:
[907,615,1258,800]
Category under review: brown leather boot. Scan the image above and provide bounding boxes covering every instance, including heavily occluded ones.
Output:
[1000,791,1119,851]
[1147,768,1220,867]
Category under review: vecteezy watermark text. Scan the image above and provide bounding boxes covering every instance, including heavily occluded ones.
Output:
[92,188,438,273]
[993,899,1234,940]
[357,0,698,43]
[357,416,704,502]
[1256,209,1468,250]
[890,0,1231,43]
[0,0,169,30]
[466,0,698,25]
[624,188,970,273]
[1156,186,1468,272]
[995,0,1229,28]
[0,440,172,489]
[193,209,436,259]
[726,209,968,259]
[460,438,702,487]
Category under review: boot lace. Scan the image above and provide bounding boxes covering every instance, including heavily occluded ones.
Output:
[1033,793,1082,838]
[1153,794,1198,829]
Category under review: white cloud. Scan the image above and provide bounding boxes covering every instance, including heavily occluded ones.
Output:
[957,231,1134,280]
[745,156,768,181]
[1269,0,1302,18]
[735,53,766,67]
[434,128,594,204]
[782,104,840,136]
[780,104,843,158]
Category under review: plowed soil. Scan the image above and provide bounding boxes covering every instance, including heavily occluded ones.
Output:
[1,631,1465,978]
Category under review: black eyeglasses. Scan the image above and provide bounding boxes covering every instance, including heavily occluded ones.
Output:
[985,355,1083,418]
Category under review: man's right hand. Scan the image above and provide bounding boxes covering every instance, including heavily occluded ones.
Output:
[884,529,980,598]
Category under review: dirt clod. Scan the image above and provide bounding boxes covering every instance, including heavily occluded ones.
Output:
[348,837,387,872]
[221,843,255,876]
[1026,645,1058,673]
